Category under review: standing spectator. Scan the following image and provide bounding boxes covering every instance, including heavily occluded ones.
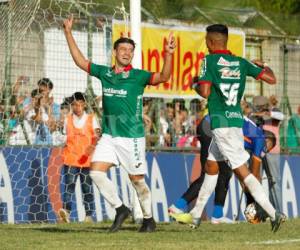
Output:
[287,105,300,153]
[25,89,53,145]
[159,102,176,146]
[26,78,60,145]
[252,95,284,212]
[63,15,175,232]
[37,78,60,121]
[59,92,100,223]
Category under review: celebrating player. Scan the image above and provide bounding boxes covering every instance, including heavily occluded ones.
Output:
[63,15,176,232]
[173,24,285,232]
[169,114,277,224]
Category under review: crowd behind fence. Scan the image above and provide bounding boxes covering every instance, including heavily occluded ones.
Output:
[0,0,299,153]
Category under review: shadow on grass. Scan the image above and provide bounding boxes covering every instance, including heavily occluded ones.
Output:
[27,224,139,233]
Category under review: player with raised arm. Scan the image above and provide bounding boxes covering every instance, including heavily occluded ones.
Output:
[63,15,176,232]
[174,24,285,232]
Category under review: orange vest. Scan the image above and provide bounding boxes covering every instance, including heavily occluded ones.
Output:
[63,114,95,167]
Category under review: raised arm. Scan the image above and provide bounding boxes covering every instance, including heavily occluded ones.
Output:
[63,15,89,73]
[252,60,276,85]
[150,33,176,85]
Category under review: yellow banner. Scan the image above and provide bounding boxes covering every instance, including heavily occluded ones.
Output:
[113,22,245,98]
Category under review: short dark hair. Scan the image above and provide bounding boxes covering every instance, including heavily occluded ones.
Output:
[190,98,201,112]
[206,24,228,36]
[263,130,277,149]
[113,37,135,50]
[37,78,53,90]
[31,88,39,98]
[71,92,86,103]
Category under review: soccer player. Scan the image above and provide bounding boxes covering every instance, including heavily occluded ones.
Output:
[59,92,100,223]
[174,24,285,232]
[169,114,277,224]
[63,15,176,232]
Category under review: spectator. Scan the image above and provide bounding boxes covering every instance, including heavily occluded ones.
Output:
[26,87,56,145]
[58,92,100,223]
[287,105,300,152]
[251,95,284,212]
[159,102,176,146]
[37,78,60,121]
[52,97,72,146]
[143,98,158,147]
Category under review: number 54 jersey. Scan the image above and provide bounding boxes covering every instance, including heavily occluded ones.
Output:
[197,50,264,129]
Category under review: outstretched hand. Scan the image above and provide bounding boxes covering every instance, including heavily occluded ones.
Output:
[63,14,74,33]
[165,32,176,54]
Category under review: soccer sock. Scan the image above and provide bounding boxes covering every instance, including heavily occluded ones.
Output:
[244,174,276,220]
[190,174,219,219]
[212,205,223,218]
[245,192,255,206]
[214,162,232,206]
[131,179,152,219]
[89,170,122,208]
[182,173,205,204]
[174,198,188,210]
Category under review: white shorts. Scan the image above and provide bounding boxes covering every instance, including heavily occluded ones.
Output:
[207,127,249,169]
[91,134,147,175]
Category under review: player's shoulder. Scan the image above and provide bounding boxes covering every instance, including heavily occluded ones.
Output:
[90,63,109,73]
[132,68,150,74]
[131,68,152,79]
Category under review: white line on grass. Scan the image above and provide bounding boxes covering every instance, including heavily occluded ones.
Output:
[246,239,300,245]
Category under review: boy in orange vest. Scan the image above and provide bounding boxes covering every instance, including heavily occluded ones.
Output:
[59,92,100,223]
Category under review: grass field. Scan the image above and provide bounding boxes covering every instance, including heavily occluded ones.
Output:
[1,218,300,250]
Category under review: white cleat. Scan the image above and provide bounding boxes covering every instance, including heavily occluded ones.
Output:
[211,216,234,224]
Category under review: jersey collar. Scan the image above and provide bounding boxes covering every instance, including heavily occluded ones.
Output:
[211,50,232,55]
[112,64,133,74]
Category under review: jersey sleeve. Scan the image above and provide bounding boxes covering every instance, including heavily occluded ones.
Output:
[88,62,107,78]
[244,59,265,80]
[196,56,213,85]
[139,69,153,87]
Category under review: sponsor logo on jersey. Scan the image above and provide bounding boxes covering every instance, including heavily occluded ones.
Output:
[199,58,207,78]
[219,67,241,79]
[122,71,129,79]
[103,87,127,97]
[105,69,113,77]
[225,111,243,119]
[217,57,240,67]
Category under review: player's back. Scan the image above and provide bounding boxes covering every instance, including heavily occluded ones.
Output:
[200,51,263,129]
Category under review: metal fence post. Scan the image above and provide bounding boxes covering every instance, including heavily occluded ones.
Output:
[2,2,13,145]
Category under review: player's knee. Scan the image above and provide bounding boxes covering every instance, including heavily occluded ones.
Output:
[131,179,150,196]
[205,160,219,174]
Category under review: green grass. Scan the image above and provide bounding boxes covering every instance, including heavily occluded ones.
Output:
[1,219,300,250]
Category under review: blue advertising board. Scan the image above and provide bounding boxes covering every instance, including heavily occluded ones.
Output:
[0,147,299,223]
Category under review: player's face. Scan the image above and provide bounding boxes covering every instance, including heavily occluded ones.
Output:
[114,43,134,67]
[205,35,213,53]
[72,100,85,116]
